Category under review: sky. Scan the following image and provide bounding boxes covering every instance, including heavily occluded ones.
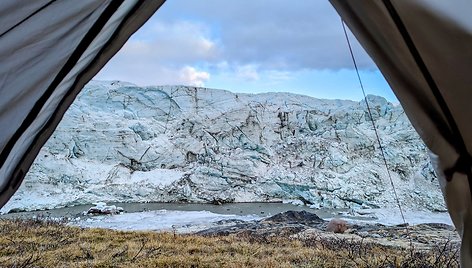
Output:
[95,1,397,102]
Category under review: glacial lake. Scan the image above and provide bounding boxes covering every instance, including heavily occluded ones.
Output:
[0,202,344,220]
[0,202,453,229]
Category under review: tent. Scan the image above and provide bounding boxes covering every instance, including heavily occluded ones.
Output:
[331,1,472,265]
[0,0,470,265]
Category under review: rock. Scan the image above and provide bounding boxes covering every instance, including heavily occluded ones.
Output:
[326,218,348,233]
[262,210,325,225]
[198,211,323,237]
[197,211,459,250]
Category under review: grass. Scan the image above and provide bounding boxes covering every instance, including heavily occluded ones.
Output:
[0,219,459,267]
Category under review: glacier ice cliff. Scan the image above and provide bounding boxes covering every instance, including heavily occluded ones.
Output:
[2,81,445,212]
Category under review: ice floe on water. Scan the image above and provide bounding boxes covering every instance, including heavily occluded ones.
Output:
[346,208,453,226]
[74,209,261,233]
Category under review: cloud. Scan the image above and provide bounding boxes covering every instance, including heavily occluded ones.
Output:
[95,1,378,87]
[113,20,218,65]
[96,62,209,87]
[178,66,210,87]
[154,0,376,71]
[95,20,216,86]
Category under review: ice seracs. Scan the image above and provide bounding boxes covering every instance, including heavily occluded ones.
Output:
[2,81,445,213]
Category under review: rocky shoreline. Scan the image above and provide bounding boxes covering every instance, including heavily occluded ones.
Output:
[1,204,458,251]
[198,210,460,251]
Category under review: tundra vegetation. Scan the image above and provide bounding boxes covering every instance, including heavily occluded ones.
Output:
[0,219,459,267]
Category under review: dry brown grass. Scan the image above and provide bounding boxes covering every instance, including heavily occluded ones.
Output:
[0,219,459,267]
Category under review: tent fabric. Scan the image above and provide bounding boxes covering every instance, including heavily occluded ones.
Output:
[330,0,472,265]
[0,0,165,208]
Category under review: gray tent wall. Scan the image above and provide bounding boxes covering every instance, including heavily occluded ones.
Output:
[330,0,472,265]
[0,0,165,208]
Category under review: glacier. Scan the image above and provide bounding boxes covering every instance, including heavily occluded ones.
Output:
[2,81,445,213]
